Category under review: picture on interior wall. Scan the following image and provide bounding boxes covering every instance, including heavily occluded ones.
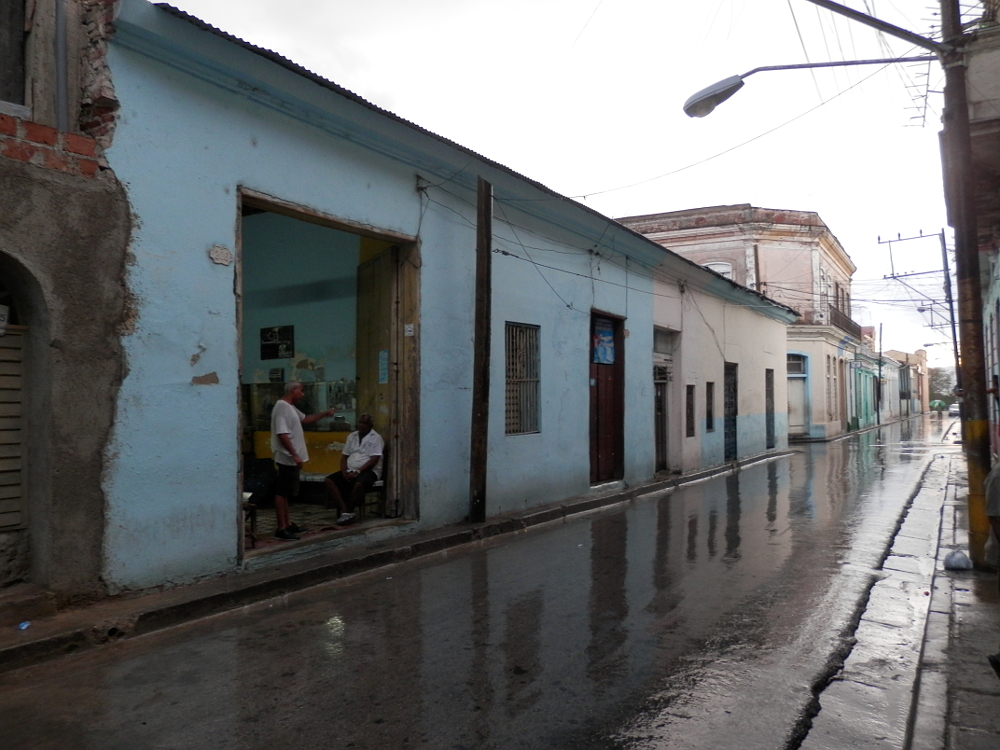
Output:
[260,325,294,360]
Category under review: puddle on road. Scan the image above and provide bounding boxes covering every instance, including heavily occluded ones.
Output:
[0,419,941,750]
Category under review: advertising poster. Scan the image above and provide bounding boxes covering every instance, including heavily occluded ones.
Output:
[593,318,615,364]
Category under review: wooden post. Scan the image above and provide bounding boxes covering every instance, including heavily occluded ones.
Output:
[469,177,492,523]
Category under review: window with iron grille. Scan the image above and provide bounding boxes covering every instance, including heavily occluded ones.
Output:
[705,382,715,431]
[686,385,696,437]
[505,322,540,435]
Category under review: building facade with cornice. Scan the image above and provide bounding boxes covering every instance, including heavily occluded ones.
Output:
[619,205,875,441]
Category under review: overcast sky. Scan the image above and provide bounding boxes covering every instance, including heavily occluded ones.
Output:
[166,0,963,365]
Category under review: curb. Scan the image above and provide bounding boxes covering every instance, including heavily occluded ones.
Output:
[798,450,953,750]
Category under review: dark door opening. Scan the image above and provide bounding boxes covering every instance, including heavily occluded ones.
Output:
[724,362,738,462]
[654,378,667,472]
[765,368,775,449]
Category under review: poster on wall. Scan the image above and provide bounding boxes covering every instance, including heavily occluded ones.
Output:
[593,318,615,364]
[260,325,294,360]
[0,304,7,337]
[378,350,389,384]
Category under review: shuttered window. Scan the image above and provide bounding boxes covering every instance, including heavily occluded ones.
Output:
[505,323,539,435]
[0,327,24,529]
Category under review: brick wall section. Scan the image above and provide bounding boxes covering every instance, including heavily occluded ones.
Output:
[0,114,100,178]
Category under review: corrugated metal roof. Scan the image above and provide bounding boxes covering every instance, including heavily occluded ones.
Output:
[150,3,798,320]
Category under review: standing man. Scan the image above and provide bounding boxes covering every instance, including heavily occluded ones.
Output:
[271,381,334,540]
[325,413,384,525]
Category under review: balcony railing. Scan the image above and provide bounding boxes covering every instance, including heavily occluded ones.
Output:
[828,304,861,340]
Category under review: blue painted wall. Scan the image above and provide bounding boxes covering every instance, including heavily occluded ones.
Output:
[100,1,657,589]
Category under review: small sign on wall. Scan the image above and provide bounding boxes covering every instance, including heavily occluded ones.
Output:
[260,326,294,360]
[378,350,389,384]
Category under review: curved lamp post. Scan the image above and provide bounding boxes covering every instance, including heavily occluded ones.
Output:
[682,0,993,566]
[683,57,934,118]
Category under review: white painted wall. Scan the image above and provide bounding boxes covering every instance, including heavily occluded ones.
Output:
[654,276,789,473]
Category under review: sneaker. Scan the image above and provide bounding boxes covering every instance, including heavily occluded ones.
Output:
[287,522,303,534]
[336,512,356,525]
[274,527,300,541]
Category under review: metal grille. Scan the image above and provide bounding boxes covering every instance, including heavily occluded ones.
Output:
[505,322,540,434]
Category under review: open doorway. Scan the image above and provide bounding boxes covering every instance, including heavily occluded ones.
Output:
[237,192,419,554]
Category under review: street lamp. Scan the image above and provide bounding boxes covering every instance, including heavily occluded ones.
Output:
[682,0,992,565]
[683,57,934,118]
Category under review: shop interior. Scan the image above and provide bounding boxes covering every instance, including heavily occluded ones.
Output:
[240,201,397,551]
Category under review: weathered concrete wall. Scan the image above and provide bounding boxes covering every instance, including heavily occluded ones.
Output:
[0,156,129,600]
[0,530,29,588]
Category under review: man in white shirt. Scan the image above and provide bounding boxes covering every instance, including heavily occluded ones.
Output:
[325,413,384,525]
[270,381,334,540]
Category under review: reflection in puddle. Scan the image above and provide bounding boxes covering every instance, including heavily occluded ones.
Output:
[0,418,943,750]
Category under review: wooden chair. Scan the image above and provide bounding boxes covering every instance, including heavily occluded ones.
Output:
[358,445,388,520]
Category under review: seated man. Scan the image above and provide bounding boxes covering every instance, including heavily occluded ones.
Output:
[325,413,384,525]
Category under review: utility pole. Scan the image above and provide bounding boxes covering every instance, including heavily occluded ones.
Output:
[877,323,883,425]
[939,229,962,392]
[804,0,992,565]
[940,0,990,565]
[469,177,492,524]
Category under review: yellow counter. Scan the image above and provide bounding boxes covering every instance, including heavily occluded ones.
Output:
[253,431,351,475]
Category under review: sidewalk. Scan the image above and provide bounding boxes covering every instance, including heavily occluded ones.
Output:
[800,449,1000,750]
[923,460,1000,750]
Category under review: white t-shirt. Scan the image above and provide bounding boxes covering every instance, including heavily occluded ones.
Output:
[271,400,307,466]
[344,429,384,478]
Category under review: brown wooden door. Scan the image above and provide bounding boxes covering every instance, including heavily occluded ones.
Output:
[590,314,624,483]
[356,248,395,437]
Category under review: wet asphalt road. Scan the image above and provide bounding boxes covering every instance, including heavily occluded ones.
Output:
[0,418,947,749]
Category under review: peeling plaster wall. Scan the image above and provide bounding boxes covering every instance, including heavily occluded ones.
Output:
[102,36,431,590]
[0,156,129,598]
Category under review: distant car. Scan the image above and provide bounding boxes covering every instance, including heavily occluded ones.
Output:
[948,403,961,417]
